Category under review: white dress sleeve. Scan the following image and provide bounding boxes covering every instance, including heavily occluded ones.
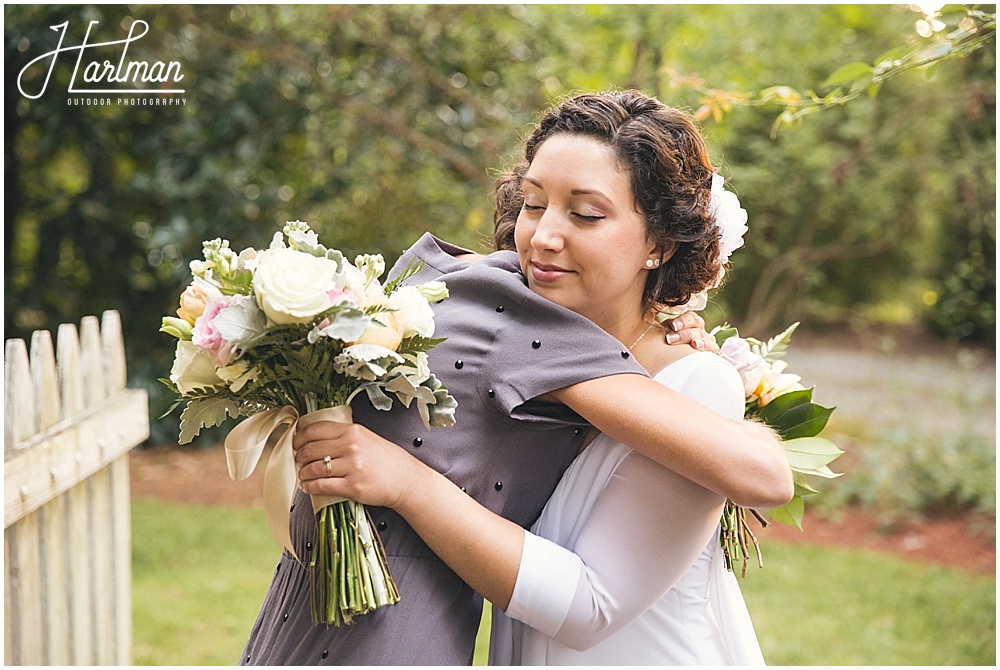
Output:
[505,355,746,651]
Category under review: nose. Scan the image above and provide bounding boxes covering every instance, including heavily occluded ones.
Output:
[530,207,565,253]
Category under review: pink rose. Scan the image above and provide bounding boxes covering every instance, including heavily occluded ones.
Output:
[720,337,767,398]
[177,280,222,324]
[192,296,240,367]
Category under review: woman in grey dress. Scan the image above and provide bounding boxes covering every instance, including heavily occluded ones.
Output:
[239,100,792,666]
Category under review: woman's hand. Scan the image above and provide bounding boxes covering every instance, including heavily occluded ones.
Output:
[293,421,423,509]
[663,311,719,353]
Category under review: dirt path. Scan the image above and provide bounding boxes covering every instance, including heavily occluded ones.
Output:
[129,443,995,576]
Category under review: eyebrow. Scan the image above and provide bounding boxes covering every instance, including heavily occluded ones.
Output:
[522,176,612,202]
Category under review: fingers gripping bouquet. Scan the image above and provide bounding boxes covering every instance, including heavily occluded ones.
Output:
[160,221,457,625]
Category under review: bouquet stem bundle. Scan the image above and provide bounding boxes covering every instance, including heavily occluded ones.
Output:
[311,500,399,625]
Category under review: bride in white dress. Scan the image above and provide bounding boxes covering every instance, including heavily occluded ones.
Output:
[489,351,765,665]
[294,91,782,665]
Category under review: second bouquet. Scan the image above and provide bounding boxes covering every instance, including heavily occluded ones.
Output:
[161,221,458,625]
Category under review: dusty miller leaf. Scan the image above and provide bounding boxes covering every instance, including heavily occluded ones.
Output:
[179,396,240,444]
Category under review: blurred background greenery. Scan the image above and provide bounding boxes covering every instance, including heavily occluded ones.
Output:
[5,4,995,444]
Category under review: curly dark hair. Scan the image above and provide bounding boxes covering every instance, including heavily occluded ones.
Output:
[493,90,722,311]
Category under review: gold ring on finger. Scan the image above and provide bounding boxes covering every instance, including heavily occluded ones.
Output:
[324,455,333,478]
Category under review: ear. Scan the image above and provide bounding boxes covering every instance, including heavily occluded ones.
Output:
[655,239,677,265]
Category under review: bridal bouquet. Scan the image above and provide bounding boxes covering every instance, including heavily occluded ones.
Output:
[160,221,457,625]
[713,322,843,576]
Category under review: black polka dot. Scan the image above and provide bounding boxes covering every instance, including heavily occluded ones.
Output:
[246,656,251,663]
[574,428,582,435]
[460,486,467,493]
[455,360,464,369]
[621,350,630,359]
[531,340,541,349]
[322,650,329,659]
[282,612,289,621]
[290,503,295,512]
[305,542,312,551]
[496,305,505,313]
[487,389,495,398]
[413,437,422,447]
[377,521,387,531]
[494,481,504,491]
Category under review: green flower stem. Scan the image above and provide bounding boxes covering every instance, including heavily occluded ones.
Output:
[309,498,400,625]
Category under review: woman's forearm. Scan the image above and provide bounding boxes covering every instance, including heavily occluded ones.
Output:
[391,461,524,609]
[553,374,793,508]
[295,420,526,610]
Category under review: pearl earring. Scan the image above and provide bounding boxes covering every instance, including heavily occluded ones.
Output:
[645,259,655,269]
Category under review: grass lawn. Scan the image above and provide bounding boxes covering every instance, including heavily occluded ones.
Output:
[132,500,995,665]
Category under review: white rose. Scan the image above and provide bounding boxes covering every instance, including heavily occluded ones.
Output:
[389,285,435,338]
[252,248,339,324]
[170,340,223,394]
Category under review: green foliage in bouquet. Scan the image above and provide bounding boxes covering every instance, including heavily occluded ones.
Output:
[715,322,844,576]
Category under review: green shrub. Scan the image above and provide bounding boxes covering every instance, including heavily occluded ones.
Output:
[819,427,995,529]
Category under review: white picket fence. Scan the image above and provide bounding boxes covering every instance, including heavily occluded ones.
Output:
[4,310,149,665]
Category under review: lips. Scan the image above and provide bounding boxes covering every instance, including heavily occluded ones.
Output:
[529,261,573,283]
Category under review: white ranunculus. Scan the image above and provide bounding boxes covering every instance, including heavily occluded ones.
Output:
[389,285,435,338]
[170,340,224,394]
[353,312,404,350]
[252,248,339,324]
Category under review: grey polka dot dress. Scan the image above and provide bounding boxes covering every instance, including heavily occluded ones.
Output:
[239,234,646,665]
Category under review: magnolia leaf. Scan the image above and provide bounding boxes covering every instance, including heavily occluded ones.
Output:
[770,402,835,439]
[822,61,873,88]
[178,396,239,444]
[793,463,843,479]
[784,436,844,471]
[793,477,820,497]
[765,495,804,529]
[757,387,814,423]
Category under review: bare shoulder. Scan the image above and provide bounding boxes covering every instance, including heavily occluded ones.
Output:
[636,330,699,377]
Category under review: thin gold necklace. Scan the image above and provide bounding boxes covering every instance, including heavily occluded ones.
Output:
[627,321,656,352]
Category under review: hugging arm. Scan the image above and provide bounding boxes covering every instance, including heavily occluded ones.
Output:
[295,356,751,637]
[552,374,792,509]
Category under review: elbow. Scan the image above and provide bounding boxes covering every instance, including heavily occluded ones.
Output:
[554,625,610,652]
[758,462,795,509]
[729,429,795,509]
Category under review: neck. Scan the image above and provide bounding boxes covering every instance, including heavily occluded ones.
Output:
[594,308,651,351]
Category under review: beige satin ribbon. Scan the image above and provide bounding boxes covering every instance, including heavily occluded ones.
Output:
[224,405,353,562]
